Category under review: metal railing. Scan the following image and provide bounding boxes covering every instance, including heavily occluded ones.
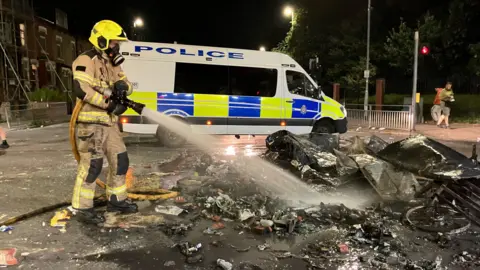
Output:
[0,102,71,129]
[345,104,413,131]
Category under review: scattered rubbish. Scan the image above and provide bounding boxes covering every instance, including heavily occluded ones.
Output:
[103,212,164,228]
[177,242,202,256]
[0,225,13,233]
[163,261,176,267]
[186,254,204,264]
[162,223,193,236]
[50,210,71,232]
[0,214,6,221]
[211,222,225,230]
[239,209,255,221]
[217,258,233,270]
[229,244,251,252]
[259,219,273,227]
[0,248,18,266]
[203,227,224,236]
[257,243,270,251]
[155,205,185,216]
[338,243,349,253]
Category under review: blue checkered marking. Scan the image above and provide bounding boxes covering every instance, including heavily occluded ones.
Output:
[228,96,261,117]
[292,99,320,118]
[157,93,194,116]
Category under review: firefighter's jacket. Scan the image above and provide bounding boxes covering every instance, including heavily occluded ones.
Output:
[72,48,133,126]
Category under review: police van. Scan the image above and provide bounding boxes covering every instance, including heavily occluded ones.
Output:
[119,41,347,145]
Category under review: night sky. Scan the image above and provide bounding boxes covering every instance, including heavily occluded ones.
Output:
[35,0,291,50]
[35,0,449,50]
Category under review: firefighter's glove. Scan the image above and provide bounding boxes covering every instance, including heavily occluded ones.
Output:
[106,99,127,116]
[106,99,118,113]
[113,80,129,103]
[112,104,128,116]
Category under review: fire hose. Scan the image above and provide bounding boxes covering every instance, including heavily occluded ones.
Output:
[69,98,179,201]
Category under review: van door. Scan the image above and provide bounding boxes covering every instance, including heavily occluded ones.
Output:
[173,62,229,135]
[227,65,282,135]
[282,68,319,134]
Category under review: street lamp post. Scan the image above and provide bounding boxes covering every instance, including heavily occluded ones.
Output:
[131,17,144,41]
[283,6,294,25]
[363,0,371,113]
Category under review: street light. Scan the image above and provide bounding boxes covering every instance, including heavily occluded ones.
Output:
[363,0,371,113]
[259,46,266,51]
[131,17,144,41]
[133,18,144,28]
[283,6,294,23]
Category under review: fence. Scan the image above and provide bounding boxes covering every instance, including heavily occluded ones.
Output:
[345,104,413,131]
[0,102,71,129]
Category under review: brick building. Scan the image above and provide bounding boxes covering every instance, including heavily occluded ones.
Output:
[0,1,90,104]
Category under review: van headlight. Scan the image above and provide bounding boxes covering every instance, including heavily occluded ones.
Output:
[340,106,347,117]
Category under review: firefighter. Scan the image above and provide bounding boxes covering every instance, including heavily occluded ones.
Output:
[71,20,137,224]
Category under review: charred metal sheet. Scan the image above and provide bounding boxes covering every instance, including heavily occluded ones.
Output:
[352,154,419,201]
[265,130,351,186]
[364,135,389,155]
[377,135,480,180]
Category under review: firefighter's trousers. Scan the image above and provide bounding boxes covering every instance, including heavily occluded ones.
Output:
[72,123,129,209]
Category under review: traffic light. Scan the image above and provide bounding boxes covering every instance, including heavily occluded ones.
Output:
[421,46,429,55]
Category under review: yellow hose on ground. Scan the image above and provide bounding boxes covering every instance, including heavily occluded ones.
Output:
[69,101,178,200]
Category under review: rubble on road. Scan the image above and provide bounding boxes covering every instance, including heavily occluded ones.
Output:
[80,130,480,269]
[377,135,480,180]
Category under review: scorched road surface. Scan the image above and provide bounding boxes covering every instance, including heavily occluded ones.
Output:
[0,123,477,269]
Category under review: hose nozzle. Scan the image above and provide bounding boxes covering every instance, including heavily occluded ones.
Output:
[124,99,145,115]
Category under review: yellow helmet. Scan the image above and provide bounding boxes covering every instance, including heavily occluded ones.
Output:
[89,20,128,51]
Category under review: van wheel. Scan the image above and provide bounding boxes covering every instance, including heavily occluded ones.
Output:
[155,119,187,148]
[312,119,335,134]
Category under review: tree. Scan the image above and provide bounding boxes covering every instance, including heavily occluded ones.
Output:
[383,13,441,75]
[468,43,480,76]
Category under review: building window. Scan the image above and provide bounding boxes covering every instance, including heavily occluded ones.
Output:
[56,36,63,60]
[21,57,30,81]
[19,24,25,46]
[61,68,72,91]
[0,22,13,44]
[39,35,47,54]
[56,43,62,59]
[229,66,277,97]
[46,61,56,86]
[174,63,229,95]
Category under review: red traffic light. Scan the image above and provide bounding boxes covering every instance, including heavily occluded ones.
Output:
[421,46,429,55]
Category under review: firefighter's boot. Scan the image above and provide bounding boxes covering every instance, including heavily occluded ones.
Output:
[107,195,138,214]
[0,140,9,149]
[74,208,105,225]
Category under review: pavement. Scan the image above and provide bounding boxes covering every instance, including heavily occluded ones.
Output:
[0,123,478,269]
[414,123,479,143]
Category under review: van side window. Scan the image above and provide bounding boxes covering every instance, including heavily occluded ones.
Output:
[229,66,277,97]
[174,63,229,95]
[286,70,316,97]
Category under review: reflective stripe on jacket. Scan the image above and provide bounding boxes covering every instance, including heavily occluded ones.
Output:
[72,48,133,126]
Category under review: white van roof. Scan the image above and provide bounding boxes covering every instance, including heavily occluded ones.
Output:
[121,41,305,71]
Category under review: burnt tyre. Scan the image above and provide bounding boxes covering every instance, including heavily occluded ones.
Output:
[312,118,335,134]
[155,117,187,148]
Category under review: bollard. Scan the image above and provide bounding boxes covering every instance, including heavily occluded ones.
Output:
[333,83,340,101]
[375,79,385,111]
